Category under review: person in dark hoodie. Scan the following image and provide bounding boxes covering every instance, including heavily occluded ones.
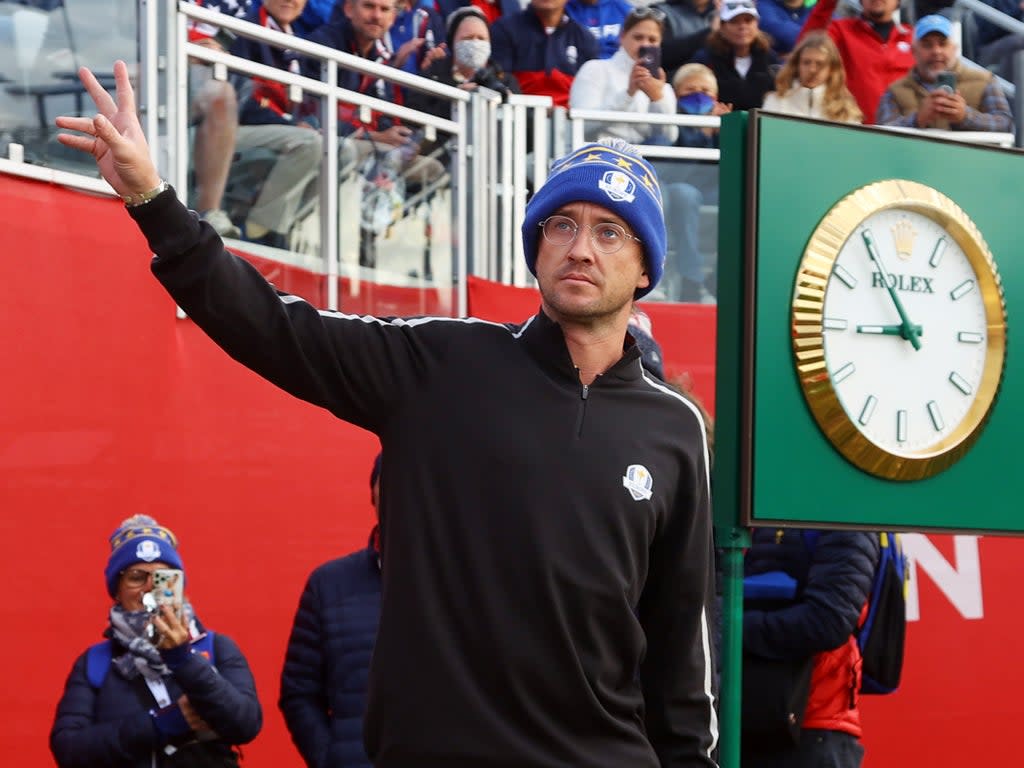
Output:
[692,0,779,111]
[406,5,521,118]
[50,515,262,768]
[280,454,384,768]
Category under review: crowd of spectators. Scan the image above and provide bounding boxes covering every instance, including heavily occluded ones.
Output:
[183,0,1017,300]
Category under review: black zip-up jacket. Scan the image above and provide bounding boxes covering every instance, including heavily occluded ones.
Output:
[130,191,719,768]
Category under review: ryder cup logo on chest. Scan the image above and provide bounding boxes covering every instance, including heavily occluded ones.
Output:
[599,170,636,203]
[136,540,162,562]
[622,464,653,501]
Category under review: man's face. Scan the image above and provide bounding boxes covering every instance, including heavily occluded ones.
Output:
[914,33,956,80]
[535,202,649,326]
[264,0,308,26]
[530,0,567,16]
[862,0,899,23]
[345,0,396,43]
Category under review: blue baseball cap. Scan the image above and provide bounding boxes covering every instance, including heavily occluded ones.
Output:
[914,14,952,41]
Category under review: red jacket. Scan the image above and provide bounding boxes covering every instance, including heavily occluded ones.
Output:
[802,606,868,736]
[800,0,914,124]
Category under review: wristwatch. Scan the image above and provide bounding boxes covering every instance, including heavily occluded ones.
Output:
[122,180,169,207]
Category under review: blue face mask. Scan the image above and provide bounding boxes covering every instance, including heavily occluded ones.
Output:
[678,92,715,115]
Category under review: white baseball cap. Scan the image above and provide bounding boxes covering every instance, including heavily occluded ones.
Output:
[720,0,760,21]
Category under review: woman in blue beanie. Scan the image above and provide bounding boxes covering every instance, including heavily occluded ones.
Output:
[50,515,262,768]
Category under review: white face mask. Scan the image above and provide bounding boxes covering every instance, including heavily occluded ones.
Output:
[454,39,491,72]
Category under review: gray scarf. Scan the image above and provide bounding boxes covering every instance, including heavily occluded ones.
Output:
[107,600,197,682]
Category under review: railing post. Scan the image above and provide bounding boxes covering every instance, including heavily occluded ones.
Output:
[1015,49,1024,148]
[323,59,339,311]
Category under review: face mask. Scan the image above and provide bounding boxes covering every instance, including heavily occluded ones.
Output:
[678,92,715,115]
[454,39,491,72]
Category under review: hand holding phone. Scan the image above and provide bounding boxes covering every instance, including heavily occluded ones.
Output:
[636,45,661,78]
[152,568,184,623]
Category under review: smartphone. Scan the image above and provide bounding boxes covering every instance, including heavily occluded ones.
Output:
[213,27,237,52]
[637,45,661,78]
[151,568,185,622]
[935,71,956,94]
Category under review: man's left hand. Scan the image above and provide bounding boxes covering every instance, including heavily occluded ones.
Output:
[932,91,967,124]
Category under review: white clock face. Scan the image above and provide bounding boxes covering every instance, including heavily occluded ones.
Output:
[822,208,988,457]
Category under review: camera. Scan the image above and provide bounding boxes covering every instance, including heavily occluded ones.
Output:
[935,71,956,94]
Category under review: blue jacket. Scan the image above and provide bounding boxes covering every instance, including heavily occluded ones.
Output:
[279,543,381,768]
[756,0,811,54]
[390,2,447,74]
[566,0,635,59]
[491,8,598,106]
[50,630,262,768]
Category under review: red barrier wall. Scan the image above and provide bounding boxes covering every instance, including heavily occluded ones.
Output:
[2,174,1021,766]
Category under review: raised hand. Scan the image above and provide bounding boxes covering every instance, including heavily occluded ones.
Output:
[54,60,162,198]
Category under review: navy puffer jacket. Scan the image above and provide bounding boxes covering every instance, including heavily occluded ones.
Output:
[50,630,262,768]
[279,543,381,768]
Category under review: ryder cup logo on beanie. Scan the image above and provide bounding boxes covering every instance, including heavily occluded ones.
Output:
[104,514,185,597]
[522,138,666,298]
[135,539,163,562]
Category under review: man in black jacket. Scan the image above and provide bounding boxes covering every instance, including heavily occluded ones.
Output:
[57,63,719,767]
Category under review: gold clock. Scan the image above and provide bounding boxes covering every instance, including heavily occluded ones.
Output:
[792,179,1008,481]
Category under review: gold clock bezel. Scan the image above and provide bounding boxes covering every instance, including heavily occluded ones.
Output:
[792,179,1008,482]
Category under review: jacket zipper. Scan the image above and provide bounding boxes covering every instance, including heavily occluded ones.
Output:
[575,381,589,438]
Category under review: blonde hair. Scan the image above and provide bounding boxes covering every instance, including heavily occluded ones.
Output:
[774,32,863,123]
[672,63,718,96]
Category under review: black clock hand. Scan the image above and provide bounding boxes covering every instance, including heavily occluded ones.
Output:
[856,323,924,336]
[861,230,923,351]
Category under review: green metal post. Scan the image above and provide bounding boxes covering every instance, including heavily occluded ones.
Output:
[717,527,749,768]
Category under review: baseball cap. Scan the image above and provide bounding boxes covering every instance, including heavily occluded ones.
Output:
[914,14,952,41]
[720,0,759,22]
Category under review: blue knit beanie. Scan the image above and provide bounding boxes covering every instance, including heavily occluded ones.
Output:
[104,514,184,598]
[522,139,666,298]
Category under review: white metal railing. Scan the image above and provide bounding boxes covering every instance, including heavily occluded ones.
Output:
[167,0,474,313]
[10,0,1024,307]
[874,125,1015,146]
[565,109,722,162]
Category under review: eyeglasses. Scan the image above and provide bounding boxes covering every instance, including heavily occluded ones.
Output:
[121,568,157,587]
[628,7,666,22]
[538,215,641,254]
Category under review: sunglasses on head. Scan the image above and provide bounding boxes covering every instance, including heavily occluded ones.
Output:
[628,6,667,22]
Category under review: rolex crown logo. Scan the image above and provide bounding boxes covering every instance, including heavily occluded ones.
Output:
[891,217,917,260]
